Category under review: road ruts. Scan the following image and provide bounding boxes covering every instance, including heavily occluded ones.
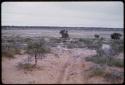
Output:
[56,49,84,84]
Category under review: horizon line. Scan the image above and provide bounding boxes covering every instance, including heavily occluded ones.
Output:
[2,25,123,29]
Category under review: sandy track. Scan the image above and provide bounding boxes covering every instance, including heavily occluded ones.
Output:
[56,48,96,84]
[2,48,96,84]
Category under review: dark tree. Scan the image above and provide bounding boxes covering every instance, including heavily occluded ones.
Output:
[94,34,100,39]
[60,29,65,38]
[59,29,69,39]
[111,33,122,40]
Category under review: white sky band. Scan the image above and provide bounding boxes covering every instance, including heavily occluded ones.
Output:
[2,2,123,28]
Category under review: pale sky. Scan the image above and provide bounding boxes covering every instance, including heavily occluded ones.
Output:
[2,2,123,28]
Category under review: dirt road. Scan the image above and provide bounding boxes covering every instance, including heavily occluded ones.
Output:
[2,47,96,84]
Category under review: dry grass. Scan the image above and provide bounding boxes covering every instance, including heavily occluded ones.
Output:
[104,70,124,84]
[85,65,106,78]
[85,65,124,84]
[16,62,42,71]
[85,54,124,67]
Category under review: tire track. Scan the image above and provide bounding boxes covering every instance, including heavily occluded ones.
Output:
[56,49,82,84]
[56,49,73,84]
[56,48,96,84]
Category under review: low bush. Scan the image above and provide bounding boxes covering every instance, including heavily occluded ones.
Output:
[85,54,124,67]
[110,39,124,53]
[85,64,124,84]
[108,58,124,67]
[86,65,106,77]
[66,41,84,48]
[26,39,50,65]
[104,71,124,84]
[49,38,61,43]
[2,42,21,58]
[2,50,15,58]
[78,38,103,49]
[16,62,35,71]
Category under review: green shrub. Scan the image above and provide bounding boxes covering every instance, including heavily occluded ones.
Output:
[85,54,124,67]
[85,55,107,65]
[17,63,35,71]
[109,58,124,67]
[15,49,21,54]
[110,39,124,53]
[85,64,124,83]
[66,41,84,48]
[85,65,105,78]
[26,40,50,65]
[49,38,61,43]
[104,71,124,84]
[2,50,15,58]
[24,38,32,43]
[79,38,92,44]
[2,42,21,58]
[78,38,103,49]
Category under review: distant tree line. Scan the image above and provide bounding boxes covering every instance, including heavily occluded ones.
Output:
[2,26,123,31]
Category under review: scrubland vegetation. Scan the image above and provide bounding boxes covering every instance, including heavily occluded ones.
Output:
[2,32,124,84]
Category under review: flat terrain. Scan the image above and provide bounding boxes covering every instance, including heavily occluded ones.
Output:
[2,48,97,84]
[2,29,124,84]
[2,29,123,38]
[2,46,124,84]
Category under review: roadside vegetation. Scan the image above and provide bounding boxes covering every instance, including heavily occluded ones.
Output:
[85,64,124,84]
[84,33,124,84]
[16,38,51,70]
[2,32,124,84]
[26,39,50,66]
[85,37,124,68]
[2,36,23,58]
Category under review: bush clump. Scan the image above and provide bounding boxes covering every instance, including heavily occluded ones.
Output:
[66,40,85,48]
[16,62,35,71]
[85,65,124,84]
[111,33,122,40]
[94,34,100,39]
[85,54,124,67]
[104,71,124,84]
[86,65,106,78]
[26,39,50,65]
[2,44,21,58]
[110,39,124,54]
[2,50,15,58]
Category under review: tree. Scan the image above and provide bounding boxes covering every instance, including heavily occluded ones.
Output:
[111,33,122,40]
[59,29,69,39]
[26,39,50,66]
[94,34,100,39]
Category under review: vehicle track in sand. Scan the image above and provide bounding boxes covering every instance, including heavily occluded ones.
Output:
[2,47,96,84]
[56,48,96,84]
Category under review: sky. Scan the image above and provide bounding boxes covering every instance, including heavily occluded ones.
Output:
[2,2,123,28]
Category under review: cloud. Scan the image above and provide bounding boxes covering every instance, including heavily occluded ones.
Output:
[2,2,123,28]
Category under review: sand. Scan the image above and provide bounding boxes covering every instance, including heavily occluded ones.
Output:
[2,47,123,84]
